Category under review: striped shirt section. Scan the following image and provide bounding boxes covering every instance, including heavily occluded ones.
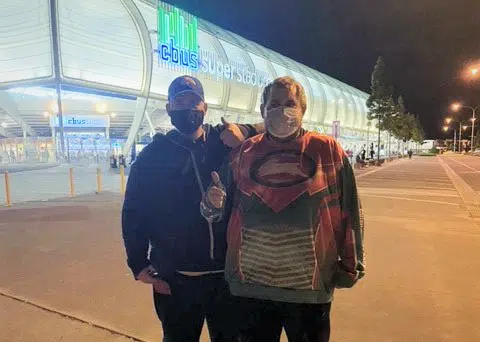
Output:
[240,228,316,290]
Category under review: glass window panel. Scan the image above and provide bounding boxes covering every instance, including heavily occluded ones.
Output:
[59,0,143,91]
[271,62,290,78]
[248,52,274,113]
[0,0,53,84]
[322,83,339,126]
[307,77,326,124]
[218,39,252,111]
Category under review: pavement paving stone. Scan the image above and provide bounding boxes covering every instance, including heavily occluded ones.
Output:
[1,157,480,341]
[0,295,139,342]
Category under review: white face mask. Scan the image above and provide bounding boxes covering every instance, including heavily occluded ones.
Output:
[264,106,302,139]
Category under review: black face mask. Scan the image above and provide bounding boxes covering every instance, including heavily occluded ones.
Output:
[170,109,205,135]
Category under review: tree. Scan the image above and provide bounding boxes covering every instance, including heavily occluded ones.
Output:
[367,56,396,163]
[388,96,407,156]
[402,114,425,153]
[411,116,425,145]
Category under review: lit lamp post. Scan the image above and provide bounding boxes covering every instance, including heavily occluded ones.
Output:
[451,102,479,150]
[444,117,456,152]
[460,125,469,152]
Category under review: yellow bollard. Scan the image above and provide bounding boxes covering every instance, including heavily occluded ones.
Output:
[69,167,75,197]
[4,171,11,207]
[96,167,102,194]
[120,165,126,195]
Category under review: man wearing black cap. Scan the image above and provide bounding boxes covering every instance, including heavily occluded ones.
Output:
[122,75,261,341]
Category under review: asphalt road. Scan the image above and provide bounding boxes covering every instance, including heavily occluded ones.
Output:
[1,157,479,341]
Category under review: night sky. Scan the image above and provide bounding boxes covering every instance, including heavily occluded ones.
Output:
[165,0,480,138]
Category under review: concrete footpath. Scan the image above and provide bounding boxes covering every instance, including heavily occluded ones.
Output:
[0,162,58,174]
[1,157,480,341]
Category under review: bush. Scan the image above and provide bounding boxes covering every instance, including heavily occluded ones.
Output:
[429,147,440,154]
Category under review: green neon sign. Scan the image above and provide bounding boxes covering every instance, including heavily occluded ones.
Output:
[157,5,199,69]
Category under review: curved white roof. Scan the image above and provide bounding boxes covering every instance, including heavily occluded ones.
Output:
[0,0,373,138]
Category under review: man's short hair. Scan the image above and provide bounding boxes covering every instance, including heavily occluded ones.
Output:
[261,76,307,114]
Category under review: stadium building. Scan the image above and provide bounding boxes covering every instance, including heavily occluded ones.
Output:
[0,0,383,163]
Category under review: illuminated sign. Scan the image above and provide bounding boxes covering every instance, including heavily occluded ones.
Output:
[157,5,199,70]
[200,55,271,88]
[50,115,110,128]
[156,3,272,88]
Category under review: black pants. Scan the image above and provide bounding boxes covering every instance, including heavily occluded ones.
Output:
[236,297,332,342]
[153,273,236,342]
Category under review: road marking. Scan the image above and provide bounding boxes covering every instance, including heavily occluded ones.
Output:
[356,160,403,178]
[445,157,480,173]
[361,194,460,206]
[438,157,480,214]
[359,187,459,197]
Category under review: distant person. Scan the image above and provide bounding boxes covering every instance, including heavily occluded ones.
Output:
[361,147,366,161]
[347,149,354,164]
[408,149,413,159]
[119,154,126,168]
[110,155,118,169]
[202,76,365,342]
[122,75,263,341]
[370,147,375,160]
[356,152,367,168]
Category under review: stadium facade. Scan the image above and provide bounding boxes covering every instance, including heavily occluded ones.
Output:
[0,0,384,162]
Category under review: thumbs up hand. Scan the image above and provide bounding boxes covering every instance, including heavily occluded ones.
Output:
[206,172,226,209]
[220,117,246,148]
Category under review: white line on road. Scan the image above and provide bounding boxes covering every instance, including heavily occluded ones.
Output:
[445,157,480,173]
[438,157,480,207]
[359,187,459,197]
[356,160,403,179]
[361,194,460,206]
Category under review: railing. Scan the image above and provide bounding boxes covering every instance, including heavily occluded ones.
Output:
[0,163,128,207]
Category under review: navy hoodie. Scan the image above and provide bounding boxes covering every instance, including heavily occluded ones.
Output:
[122,124,256,280]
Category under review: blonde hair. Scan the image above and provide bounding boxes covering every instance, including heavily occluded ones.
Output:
[261,76,307,114]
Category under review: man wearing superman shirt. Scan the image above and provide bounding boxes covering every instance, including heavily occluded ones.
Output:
[201,76,365,342]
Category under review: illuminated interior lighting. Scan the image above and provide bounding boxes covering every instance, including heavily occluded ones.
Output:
[96,103,108,113]
[49,101,59,113]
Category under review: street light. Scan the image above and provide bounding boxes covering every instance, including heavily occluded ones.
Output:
[450,102,479,149]
[443,124,457,152]
[451,103,462,112]
[445,117,452,124]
